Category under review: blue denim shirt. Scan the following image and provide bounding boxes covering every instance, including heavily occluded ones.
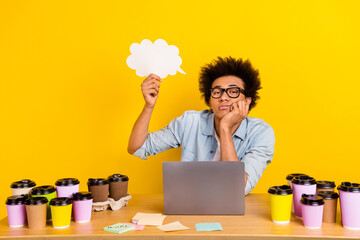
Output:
[133,110,275,195]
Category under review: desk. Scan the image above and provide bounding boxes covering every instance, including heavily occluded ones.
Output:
[0,194,359,239]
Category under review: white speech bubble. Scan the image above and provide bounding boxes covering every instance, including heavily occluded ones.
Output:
[126,39,186,79]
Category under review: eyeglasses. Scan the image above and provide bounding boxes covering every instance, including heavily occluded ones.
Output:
[210,87,246,99]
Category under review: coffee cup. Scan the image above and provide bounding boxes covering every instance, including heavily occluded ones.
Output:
[30,185,56,220]
[286,173,308,213]
[316,181,336,194]
[317,191,339,223]
[87,178,109,203]
[338,182,360,229]
[268,185,293,224]
[10,179,36,196]
[108,174,129,201]
[286,173,308,187]
[6,195,28,227]
[72,192,93,223]
[25,197,48,229]
[55,178,80,198]
[50,197,73,229]
[291,175,317,218]
[301,194,324,229]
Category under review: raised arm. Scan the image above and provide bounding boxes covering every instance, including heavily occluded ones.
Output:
[127,74,162,154]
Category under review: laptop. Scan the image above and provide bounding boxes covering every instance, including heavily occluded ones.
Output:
[163,161,245,215]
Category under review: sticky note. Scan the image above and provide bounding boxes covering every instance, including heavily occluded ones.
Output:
[132,212,162,223]
[157,221,190,232]
[103,223,135,234]
[195,223,223,231]
[127,223,145,231]
[137,214,166,226]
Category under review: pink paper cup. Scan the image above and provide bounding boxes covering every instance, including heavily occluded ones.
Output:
[6,195,28,227]
[286,173,308,213]
[55,178,80,198]
[301,194,324,229]
[291,176,317,218]
[338,182,360,230]
[72,192,93,223]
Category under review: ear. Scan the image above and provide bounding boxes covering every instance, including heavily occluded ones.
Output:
[208,101,213,112]
[245,97,252,106]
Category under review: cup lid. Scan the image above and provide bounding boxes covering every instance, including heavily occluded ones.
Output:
[10,179,36,189]
[291,175,316,185]
[108,174,129,182]
[337,182,360,192]
[6,194,28,205]
[55,178,80,186]
[268,185,292,195]
[300,194,324,206]
[72,191,93,201]
[317,191,339,199]
[30,185,56,195]
[316,181,336,189]
[87,178,109,186]
[50,197,73,206]
[25,196,48,205]
[286,173,308,181]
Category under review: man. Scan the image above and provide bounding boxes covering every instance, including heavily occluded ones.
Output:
[128,56,275,195]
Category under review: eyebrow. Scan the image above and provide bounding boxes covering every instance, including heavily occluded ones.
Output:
[212,84,239,88]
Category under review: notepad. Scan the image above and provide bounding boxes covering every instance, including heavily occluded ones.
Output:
[103,223,135,234]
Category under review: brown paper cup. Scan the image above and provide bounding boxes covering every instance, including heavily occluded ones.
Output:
[25,203,47,229]
[108,174,129,201]
[109,181,128,201]
[317,191,339,223]
[87,178,109,203]
[88,184,109,202]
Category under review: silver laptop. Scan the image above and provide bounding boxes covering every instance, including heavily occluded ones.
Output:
[163,161,245,215]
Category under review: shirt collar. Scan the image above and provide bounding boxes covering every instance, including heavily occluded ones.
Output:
[234,118,247,140]
[201,111,248,140]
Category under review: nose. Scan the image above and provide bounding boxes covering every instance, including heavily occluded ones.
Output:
[219,92,229,102]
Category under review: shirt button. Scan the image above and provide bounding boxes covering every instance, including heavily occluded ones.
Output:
[210,151,214,154]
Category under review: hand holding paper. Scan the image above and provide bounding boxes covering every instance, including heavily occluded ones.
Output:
[141,74,162,108]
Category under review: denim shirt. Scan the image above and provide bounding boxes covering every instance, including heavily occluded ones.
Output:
[133,110,275,195]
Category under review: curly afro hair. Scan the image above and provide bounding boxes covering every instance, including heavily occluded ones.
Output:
[199,56,261,111]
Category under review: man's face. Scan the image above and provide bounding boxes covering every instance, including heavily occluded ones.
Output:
[209,75,251,120]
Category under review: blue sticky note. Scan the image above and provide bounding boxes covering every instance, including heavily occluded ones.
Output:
[195,223,223,231]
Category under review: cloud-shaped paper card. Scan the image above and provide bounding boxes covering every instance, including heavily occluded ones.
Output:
[126,39,186,79]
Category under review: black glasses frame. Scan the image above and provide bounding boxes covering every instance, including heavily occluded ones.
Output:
[210,87,246,99]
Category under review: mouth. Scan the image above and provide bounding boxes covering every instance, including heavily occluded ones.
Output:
[219,105,230,110]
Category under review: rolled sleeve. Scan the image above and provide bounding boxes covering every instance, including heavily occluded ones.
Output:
[132,126,181,159]
[132,112,192,159]
[242,125,275,195]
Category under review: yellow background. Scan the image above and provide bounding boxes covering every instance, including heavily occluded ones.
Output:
[1,1,359,218]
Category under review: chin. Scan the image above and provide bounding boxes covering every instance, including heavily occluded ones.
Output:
[213,111,228,120]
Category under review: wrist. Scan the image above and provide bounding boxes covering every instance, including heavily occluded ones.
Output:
[143,104,155,112]
[219,122,231,134]
[219,125,232,138]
